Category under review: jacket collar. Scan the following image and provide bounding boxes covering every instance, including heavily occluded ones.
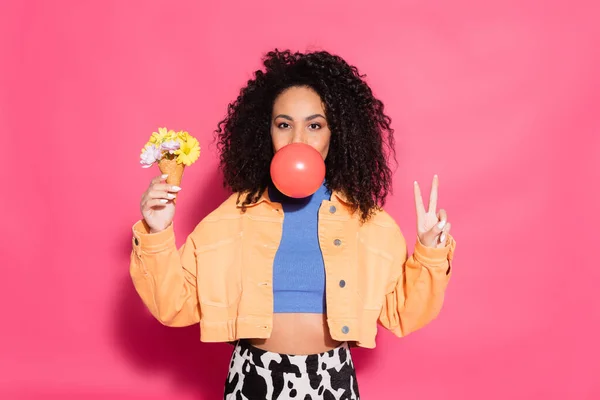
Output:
[236,188,351,208]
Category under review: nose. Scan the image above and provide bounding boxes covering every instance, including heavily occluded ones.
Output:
[291,127,307,144]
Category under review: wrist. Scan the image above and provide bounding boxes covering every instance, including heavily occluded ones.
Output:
[132,220,176,252]
[142,219,164,234]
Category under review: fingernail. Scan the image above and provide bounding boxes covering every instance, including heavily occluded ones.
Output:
[161,174,169,179]
[160,199,168,203]
[166,193,176,199]
[171,186,182,192]
[440,233,446,243]
[437,220,446,229]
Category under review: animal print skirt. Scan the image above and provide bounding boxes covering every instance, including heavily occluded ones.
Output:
[224,340,360,399]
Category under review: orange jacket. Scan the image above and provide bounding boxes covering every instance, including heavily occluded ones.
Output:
[130,190,456,348]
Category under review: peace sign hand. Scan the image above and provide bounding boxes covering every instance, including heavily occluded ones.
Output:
[414,175,451,248]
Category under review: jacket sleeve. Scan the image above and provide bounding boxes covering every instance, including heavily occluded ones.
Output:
[378,228,456,337]
[129,220,200,327]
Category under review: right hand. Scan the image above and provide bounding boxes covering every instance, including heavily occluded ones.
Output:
[140,175,182,233]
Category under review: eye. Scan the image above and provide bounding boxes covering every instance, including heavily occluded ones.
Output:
[308,123,321,130]
[277,122,290,129]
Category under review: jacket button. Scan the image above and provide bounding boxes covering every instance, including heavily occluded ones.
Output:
[134,237,139,246]
[342,326,349,334]
[339,280,346,288]
[334,239,342,246]
[329,205,337,213]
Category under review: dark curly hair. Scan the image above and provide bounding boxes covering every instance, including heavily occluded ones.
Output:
[215,49,396,221]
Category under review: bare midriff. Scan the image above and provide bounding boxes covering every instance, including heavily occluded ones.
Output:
[247,313,342,355]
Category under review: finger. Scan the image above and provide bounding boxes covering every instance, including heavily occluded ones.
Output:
[145,198,171,209]
[413,181,426,218]
[428,174,439,213]
[148,189,178,201]
[439,222,451,244]
[421,211,448,246]
[420,231,439,248]
[427,209,448,236]
[443,221,451,234]
[437,209,448,229]
[150,174,169,185]
[151,183,182,193]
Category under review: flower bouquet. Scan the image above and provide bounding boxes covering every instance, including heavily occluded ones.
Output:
[140,127,200,202]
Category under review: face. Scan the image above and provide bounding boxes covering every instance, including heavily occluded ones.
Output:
[270,86,331,159]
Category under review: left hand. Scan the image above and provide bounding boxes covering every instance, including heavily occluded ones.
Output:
[414,174,452,248]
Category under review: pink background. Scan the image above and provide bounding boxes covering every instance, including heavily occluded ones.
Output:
[1,0,599,399]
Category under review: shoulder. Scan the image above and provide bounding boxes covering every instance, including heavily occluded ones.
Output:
[188,193,243,237]
[358,207,407,251]
[363,208,402,234]
[205,193,242,219]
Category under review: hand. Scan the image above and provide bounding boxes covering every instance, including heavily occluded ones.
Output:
[413,174,451,248]
[140,174,181,233]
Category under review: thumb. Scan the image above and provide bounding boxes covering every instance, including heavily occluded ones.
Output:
[420,219,447,247]
[420,208,448,245]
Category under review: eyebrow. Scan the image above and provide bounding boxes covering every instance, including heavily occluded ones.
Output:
[274,114,326,121]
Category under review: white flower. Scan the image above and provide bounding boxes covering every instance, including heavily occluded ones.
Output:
[160,140,181,154]
[140,144,162,168]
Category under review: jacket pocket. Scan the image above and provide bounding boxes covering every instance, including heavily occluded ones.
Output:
[356,241,393,311]
[195,234,242,307]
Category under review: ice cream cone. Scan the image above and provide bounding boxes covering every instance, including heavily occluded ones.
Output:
[158,157,185,204]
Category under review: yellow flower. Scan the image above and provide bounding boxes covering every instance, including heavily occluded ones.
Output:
[175,135,201,166]
[176,130,193,143]
[149,127,176,145]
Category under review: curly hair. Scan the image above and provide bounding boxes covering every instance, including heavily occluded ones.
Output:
[215,49,396,221]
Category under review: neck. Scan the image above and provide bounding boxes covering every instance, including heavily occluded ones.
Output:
[268,180,329,205]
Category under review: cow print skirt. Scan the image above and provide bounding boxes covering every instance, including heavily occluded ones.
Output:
[223,340,360,399]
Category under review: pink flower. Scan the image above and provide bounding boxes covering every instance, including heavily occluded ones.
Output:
[140,144,162,168]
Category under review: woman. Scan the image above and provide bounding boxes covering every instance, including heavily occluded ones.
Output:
[130,49,456,399]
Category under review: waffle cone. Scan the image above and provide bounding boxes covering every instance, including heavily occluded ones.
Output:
[158,158,185,204]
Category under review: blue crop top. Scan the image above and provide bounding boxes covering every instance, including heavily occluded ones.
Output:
[268,181,330,313]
